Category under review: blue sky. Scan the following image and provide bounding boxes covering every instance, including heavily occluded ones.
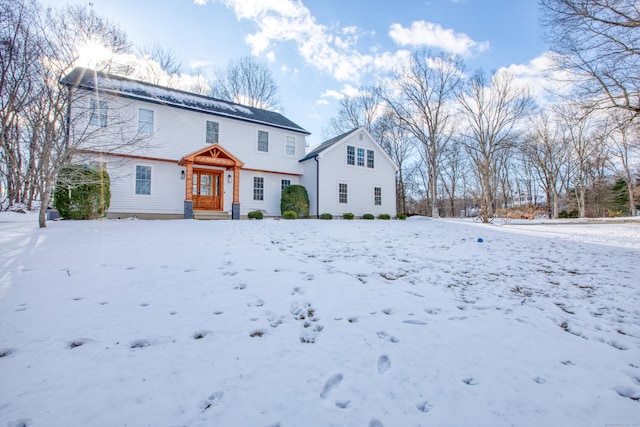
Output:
[48,0,550,147]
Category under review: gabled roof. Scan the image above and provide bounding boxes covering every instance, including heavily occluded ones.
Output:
[61,67,310,135]
[299,127,360,162]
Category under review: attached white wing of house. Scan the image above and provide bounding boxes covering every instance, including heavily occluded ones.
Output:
[300,127,398,218]
[61,67,396,219]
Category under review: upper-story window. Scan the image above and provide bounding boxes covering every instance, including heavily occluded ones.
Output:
[206,121,219,144]
[138,108,154,135]
[347,145,355,165]
[258,130,269,152]
[357,148,365,166]
[89,99,107,127]
[285,136,296,156]
[367,150,375,168]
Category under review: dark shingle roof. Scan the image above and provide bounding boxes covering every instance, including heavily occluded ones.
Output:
[299,127,360,162]
[61,67,309,134]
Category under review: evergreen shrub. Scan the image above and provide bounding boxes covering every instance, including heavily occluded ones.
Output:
[342,213,354,220]
[54,165,110,220]
[319,213,333,220]
[282,210,298,219]
[280,185,309,218]
[378,214,391,220]
[362,213,375,220]
[248,210,264,219]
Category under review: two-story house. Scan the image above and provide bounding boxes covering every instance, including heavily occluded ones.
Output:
[61,67,396,219]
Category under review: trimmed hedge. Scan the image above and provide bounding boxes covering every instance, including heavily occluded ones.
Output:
[54,165,110,219]
[319,213,333,220]
[378,213,391,220]
[362,213,375,220]
[280,185,309,218]
[396,213,407,220]
[248,210,264,220]
[342,212,354,220]
[282,210,298,219]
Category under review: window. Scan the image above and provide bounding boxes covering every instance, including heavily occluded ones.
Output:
[285,136,296,156]
[138,108,154,135]
[374,187,382,205]
[253,177,264,200]
[367,150,375,168]
[258,130,269,152]
[281,179,291,192]
[339,183,348,204]
[206,121,219,144]
[347,145,355,165]
[135,165,151,195]
[89,99,107,127]
[357,148,365,166]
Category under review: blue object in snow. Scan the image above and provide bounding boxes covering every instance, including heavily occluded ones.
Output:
[477,238,484,243]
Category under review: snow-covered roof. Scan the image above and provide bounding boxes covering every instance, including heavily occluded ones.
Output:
[61,67,309,135]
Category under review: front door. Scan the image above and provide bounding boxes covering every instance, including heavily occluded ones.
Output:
[192,169,223,210]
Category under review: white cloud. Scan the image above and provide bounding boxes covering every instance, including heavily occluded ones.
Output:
[389,21,489,56]
[498,52,574,107]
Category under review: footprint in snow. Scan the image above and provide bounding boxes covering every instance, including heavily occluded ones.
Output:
[369,420,384,427]
[376,331,399,343]
[7,419,31,427]
[320,373,343,399]
[67,338,92,349]
[415,401,432,413]
[201,391,224,412]
[377,355,391,374]
[462,378,478,386]
[0,348,16,358]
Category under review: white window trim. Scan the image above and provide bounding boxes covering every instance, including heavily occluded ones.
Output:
[284,135,296,157]
[205,120,220,144]
[134,164,152,196]
[89,99,107,127]
[338,182,348,204]
[137,108,155,135]
[253,176,265,201]
[257,130,269,154]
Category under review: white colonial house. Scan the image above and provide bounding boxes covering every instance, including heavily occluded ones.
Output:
[61,67,396,219]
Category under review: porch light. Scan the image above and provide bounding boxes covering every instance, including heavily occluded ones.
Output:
[181,170,185,180]
[227,173,232,183]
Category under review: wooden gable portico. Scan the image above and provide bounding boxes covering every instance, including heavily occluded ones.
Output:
[179,144,244,219]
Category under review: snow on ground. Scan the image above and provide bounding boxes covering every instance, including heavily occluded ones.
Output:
[0,214,639,427]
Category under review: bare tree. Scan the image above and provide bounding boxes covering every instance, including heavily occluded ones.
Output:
[440,141,468,217]
[381,50,464,218]
[457,69,535,222]
[327,86,382,136]
[138,43,182,76]
[540,0,640,114]
[211,56,280,110]
[376,111,415,214]
[521,111,569,218]
[1,0,43,208]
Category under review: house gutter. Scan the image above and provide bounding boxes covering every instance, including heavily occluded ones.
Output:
[314,155,320,219]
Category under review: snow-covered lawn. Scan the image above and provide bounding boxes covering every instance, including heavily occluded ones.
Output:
[1,214,639,427]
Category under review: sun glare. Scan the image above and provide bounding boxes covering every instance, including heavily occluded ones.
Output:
[76,39,113,69]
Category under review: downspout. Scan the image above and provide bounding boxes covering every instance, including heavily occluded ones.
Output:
[314,155,320,219]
